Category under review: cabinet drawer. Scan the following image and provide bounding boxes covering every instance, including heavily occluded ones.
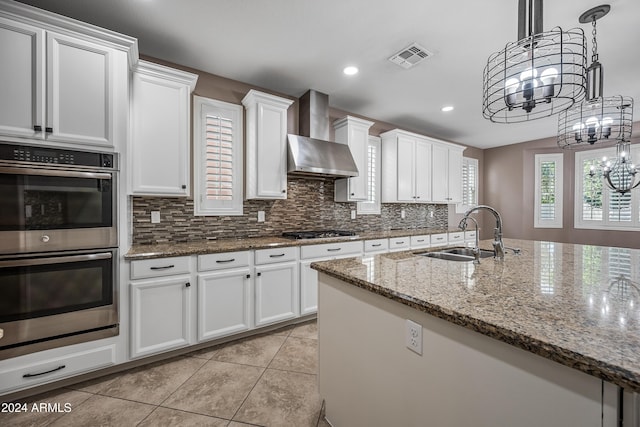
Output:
[131,256,191,280]
[364,239,388,253]
[255,246,298,265]
[448,232,465,243]
[465,230,477,241]
[198,251,251,272]
[300,241,362,260]
[389,237,410,252]
[0,345,116,395]
[410,235,431,249]
[430,233,448,247]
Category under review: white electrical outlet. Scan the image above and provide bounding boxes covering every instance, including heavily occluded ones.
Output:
[401,209,406,219]
[405,319,422,355]
[151,211,161,224]
[351,210,356,220]
[257,211,265,222]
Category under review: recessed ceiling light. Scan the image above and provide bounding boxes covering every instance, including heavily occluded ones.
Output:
[441,106,454,112]
[343,66,359,76]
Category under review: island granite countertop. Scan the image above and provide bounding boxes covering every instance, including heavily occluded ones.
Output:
[311,238,640,392]
[124,227,458,260]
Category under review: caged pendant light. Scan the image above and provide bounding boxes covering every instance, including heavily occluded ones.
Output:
[482,0,588,123]
[557,5,634,149]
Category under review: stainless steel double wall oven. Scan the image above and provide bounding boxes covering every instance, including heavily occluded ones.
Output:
[0,143,119,359]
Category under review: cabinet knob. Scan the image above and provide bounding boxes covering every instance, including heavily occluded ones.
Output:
[246,274,251,279]
[181,185,187,189]
[282,189,286,193]
[45,127,53,133]
[185,282,191,288]
[416,196,420,199]
[33,125,42,132]
[351,193,355,196]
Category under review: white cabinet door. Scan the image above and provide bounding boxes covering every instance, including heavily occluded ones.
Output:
[0,17,44,139]
[300,259,318,315]
[432,142,464,203]
[414,139,432,202]
[255,261,299,327]
[243,90,293,200]
[46,31,114,147]
[431,143,448,202]
[334,116,374,202]
[130,276,192,358]
[131,61,197,196]
[198,268,251,342]
[396,135,415,202]
[448,147,464,203]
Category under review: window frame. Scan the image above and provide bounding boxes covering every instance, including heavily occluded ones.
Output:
[193,95,244,216]
[357,136,381,215]
[574,145,640,231]
[534,153,563,229]
[456,157,479,214]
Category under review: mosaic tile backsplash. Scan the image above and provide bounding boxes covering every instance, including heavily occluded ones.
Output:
[131,178,448,245]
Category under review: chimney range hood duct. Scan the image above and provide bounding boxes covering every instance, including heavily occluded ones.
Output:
[287,90,359,179]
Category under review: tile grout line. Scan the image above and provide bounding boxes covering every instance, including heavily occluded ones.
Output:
[227,329,292,424]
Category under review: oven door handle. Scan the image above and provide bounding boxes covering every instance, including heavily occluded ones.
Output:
[0,252,113,268]
[0,166,112,180]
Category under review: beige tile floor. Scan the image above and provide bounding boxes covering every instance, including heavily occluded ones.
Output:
[0,320,332,427]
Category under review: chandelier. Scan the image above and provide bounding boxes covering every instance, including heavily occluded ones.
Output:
[558,5,634,148]
[589,140,640,194]
[482,0,587,123]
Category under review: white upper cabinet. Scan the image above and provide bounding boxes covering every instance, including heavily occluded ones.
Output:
[382,129,466,204]
[0,18,44,140]
[0,4,135,150]
[242,90,294,199]
[334,116,374,202]
[430,139,465,203]
[130,60,198,196]
[381,129,432,203]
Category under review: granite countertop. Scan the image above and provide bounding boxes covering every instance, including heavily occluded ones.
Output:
[311,238,640,392]
[124,227,458,260]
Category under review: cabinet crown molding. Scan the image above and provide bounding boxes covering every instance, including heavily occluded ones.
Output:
[241,89,294,109]
[333,115,375,129]
[134,60,198,91]
[0,0,139,67]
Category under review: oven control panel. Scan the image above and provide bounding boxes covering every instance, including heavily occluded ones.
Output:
[0,143,115,169]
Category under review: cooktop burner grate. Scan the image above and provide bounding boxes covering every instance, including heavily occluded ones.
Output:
[282,230,358,240]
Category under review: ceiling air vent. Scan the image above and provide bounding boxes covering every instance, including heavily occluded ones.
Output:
[388,43,433,69]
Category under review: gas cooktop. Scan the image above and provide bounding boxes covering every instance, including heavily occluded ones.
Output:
[282,230,358,240]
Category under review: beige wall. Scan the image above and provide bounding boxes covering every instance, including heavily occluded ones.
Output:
[483,125,640,249]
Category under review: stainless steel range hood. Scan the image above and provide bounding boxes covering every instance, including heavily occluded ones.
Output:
[287,90,358,179]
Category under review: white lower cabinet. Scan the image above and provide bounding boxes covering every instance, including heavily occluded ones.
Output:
[0,344,116,395]
[197,268,251,342]
[254,247,299,327]
[130,275,192,359]
[197,251,252,341]
[300,241,363,314]
[130,256,193,359]
[389,237,410,252]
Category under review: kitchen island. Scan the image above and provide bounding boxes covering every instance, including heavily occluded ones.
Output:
[312,239,640,427]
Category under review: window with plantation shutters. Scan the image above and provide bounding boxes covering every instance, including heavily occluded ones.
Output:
[357,136,381,215]
[456,157,478,213]
[193,96,243,216]
[575,146,640,230]
[534,153,563,228]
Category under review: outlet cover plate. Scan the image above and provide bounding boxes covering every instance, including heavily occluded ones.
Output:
[405,319,423,355]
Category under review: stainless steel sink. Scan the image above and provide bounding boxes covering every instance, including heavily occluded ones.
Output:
[416,247,496,262]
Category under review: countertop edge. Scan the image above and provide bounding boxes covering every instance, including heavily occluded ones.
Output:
[124,228,461,260]
[312,264,640,392]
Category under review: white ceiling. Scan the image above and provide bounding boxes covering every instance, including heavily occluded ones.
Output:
[15,0,640,149]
